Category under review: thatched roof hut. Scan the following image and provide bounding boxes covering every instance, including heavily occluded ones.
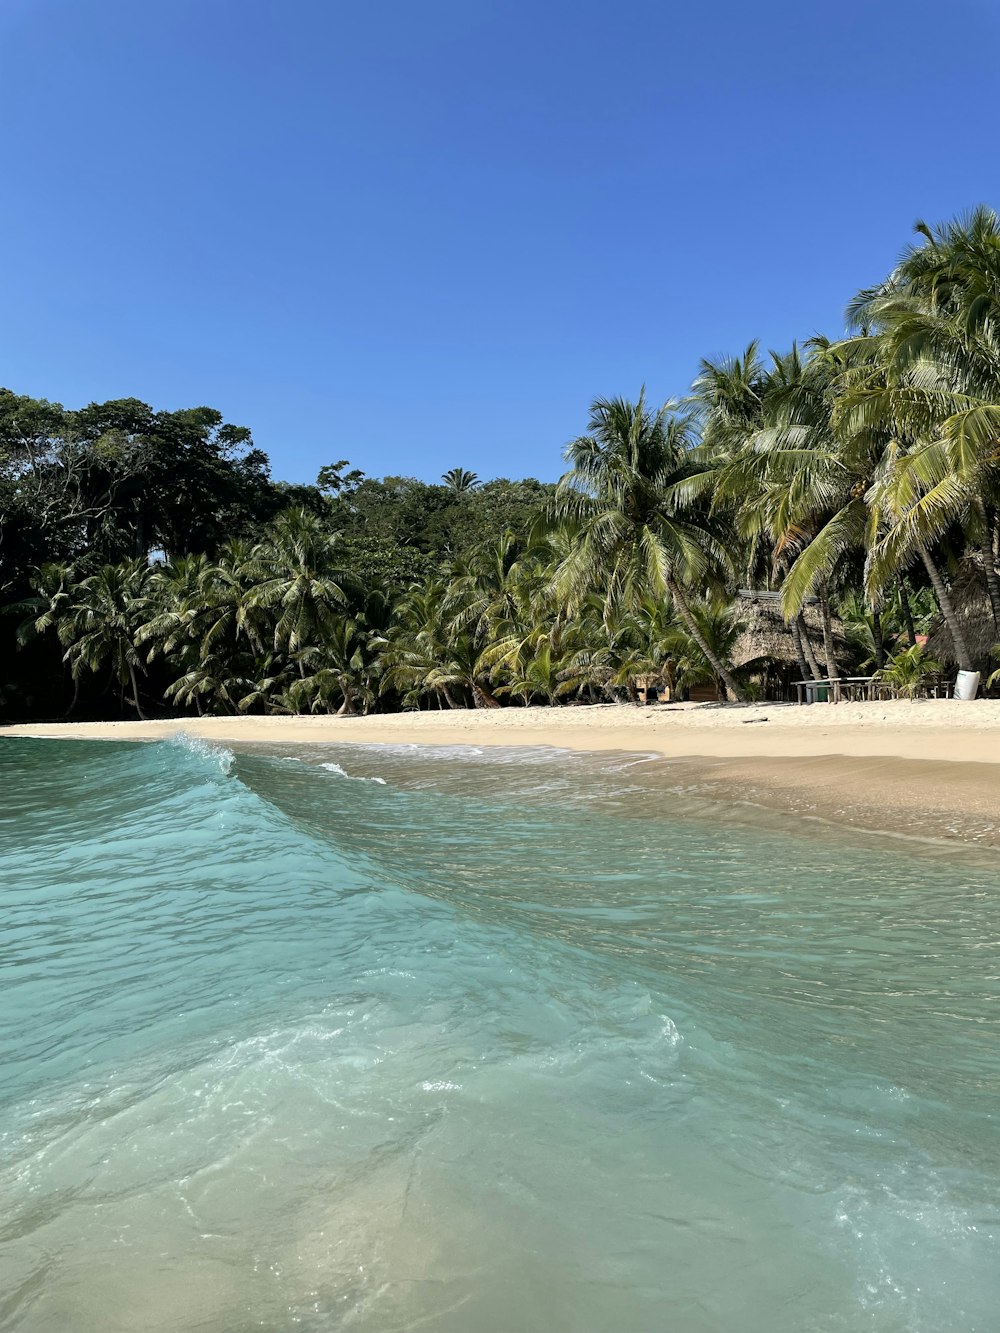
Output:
[730,592,849,671]
[925,559,997,669]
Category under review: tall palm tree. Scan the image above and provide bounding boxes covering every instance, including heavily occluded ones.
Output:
[554,392,746,700]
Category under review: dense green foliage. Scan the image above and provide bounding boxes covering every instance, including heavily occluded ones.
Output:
[5,206,1000,720]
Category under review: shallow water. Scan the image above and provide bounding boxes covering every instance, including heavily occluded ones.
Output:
[1,735,998,1332]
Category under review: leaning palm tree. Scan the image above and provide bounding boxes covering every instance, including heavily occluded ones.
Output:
[553,393,746,700]
[837,208,1000,660]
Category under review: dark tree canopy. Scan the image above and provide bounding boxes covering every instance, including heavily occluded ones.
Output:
[0,389,290,590]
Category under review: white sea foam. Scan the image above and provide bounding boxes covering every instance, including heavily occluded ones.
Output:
[320,761,387,784]
[168,730,235,774]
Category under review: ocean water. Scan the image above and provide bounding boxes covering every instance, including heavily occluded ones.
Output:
[1,736,998,1333]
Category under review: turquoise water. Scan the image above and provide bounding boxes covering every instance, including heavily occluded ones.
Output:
[1,736,999,1332]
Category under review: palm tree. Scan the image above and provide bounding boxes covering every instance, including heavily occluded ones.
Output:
[164,656,254,715]
[137,545,267,714]
[497,640,569,705]
[283,619,377,716]
[693,342,831,678]
[442,468,480,494]
[380,577,501,708]
[12,562,82,716]
[246,509,353,666]
[851,207,1000,632]
[554,392,746,700]
[838,207,1000,664]
[872,644,943,699]
[60,559,153,718]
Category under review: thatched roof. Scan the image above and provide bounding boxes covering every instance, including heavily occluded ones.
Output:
[925,558,997,668]
[731,595,849,670]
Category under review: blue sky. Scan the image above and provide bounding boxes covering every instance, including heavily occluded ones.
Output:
[1,0,997,484]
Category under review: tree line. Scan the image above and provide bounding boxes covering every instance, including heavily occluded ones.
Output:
[4,206,1000,720]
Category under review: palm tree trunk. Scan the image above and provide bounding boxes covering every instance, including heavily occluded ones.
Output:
[800,614,823,678]
[818,581,840,681]
[973,498,1000,629]
[472,682,500,708]
[872,606,885,669]
[899,578,917,648]
[918,544,972,672]
[795,612,822,679]
[789,615,812,684]
[127,662,149,720]
[667,578,745,702]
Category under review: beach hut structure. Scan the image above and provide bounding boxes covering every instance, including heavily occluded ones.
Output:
[924,558,997,674]
[730,591,849,700]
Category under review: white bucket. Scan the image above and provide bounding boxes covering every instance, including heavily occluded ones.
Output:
[954,670,980,701]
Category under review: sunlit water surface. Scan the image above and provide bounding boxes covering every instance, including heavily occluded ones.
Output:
[1,735,998,1332]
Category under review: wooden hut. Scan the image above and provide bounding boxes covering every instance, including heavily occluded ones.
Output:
[730,592,849,699]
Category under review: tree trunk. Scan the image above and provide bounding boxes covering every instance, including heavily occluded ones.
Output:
[443,685,462,709]
[127,662,149,721]
[974,498,1000,629]
[789,615,812,684]
[871,606,885,669]
[918,544,973,672]
[798,613,823,679]
[899,578,917,648]
[667,578,746,702]
[818,581,840,681]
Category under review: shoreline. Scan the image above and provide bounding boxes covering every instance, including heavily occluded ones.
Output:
[6,701,1000,849]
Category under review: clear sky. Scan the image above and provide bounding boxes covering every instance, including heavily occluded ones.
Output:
[1,0,997,484]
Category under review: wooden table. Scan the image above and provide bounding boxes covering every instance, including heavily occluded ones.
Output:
[794,676,875,704]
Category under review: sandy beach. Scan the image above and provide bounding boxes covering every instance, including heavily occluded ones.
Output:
[5,697,1000,760]
[6,700,1000,847]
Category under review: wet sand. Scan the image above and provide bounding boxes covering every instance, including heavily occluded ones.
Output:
[5,701,1000,848]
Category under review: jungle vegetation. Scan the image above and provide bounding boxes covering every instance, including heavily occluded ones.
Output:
[4,207,999,720]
